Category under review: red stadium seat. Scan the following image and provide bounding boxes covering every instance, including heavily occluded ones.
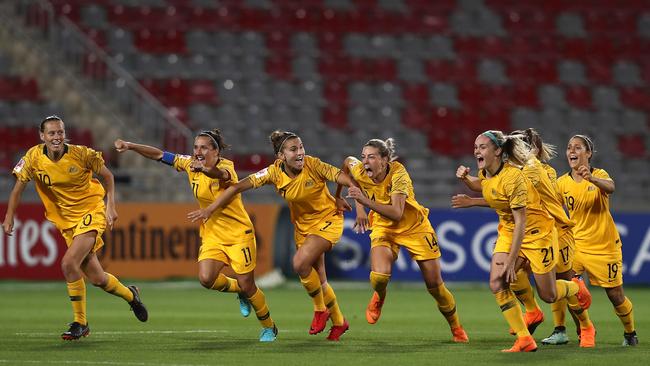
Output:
[586,60,612,84]
[187,80,218,105]
[402,83,429,108]
[512,83,539,108]
[565,85,592,109]
[620,87,650,111]
[266,55,292,80]
[322,104,348,130]
[618,134,647,158]
[324,80,348,105]
[402,106,430,131]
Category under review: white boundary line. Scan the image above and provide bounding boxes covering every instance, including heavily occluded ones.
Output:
[0,361,208,366]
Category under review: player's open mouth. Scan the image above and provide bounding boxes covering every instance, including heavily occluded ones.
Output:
[476,156,484,163]
[568,155,578,163]
[364,165,374,177]
[196,156,205,161]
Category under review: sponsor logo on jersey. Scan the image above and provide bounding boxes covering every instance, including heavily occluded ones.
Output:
[305,179,314,188]
[13,158,25,173]
[68,166,79,174]
[255,168,269,178]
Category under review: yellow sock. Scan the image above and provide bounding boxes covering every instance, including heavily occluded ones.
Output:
[495,289,529,337]
[511,269,540,312]
[428,283,461,328]
[210,273,241,293]
[555,279,579,299]
[248,288,274,328]
[300,268,326,311]
[551,298,567,327]
[67,279,87,325]
[369,271,390,301]
[102,273,134,302]
[322,284,345,326]
[614,297,635,333]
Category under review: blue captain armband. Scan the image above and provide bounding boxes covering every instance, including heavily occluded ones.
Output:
[159,151,175,166]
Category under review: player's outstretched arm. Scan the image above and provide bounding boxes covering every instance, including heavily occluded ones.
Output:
[451,194,488,209]
[2,180,27,236]
[98,165,118,230]
[114,139,164,161]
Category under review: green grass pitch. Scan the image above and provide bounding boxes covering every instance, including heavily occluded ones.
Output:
[0,281,647,365]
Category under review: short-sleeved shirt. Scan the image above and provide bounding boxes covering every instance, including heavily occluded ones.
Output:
[247,155,341,234]
[557,168,621,254]
[13,144,105,230]
[523,158,574,236]
[479,162,554,242]
[347,157,433,236]
[173,155,254,244]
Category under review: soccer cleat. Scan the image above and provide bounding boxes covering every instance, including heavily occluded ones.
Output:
[541,327,569,345]
[326,319,349,341]
[508,307,544,335]
[237,293,251,318]
[622,331,638,347]
[579,325,596,348]
[61,322,90,340]
[501,335,538,352]
[451,326,469,343]
[309,310,330,335]
[259,324,278,342]
[572,277,592,310]
[128,285,148,322]
[365,292,384,324]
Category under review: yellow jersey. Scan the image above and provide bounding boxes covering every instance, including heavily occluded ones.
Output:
[522,158,574,236]
[13,144,106,230]
[247,155,341,233]
[173,155,254,244]
[347,157,433,235]
[479,163,554,242]
[557,168,621,254]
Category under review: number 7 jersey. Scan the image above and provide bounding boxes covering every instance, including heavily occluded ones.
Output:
[556,168,622,254]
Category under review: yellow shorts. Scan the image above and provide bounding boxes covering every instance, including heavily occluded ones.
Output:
[555,227,575,274]
[60,205,106,253]
[294,213,343,248]
[198,237,257,274]
[371,231,441,261]
[573,249,623,288]
[494,230,557,274]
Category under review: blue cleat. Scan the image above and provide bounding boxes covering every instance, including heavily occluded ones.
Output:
[259,324,278,342]
[238,293,251,318]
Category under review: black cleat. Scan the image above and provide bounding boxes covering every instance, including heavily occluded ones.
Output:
[61,322,90,340]
[623,331,639,346]
[128,285,148,322]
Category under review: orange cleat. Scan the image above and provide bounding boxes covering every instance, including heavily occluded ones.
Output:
[326,319,349,341]
[365,292,385,324]
[579,325,596,348]
[509,307,544,335]
[309,310,330,335]
[572,277,592,310]
[502,335,538,352]
[451,326,469,343]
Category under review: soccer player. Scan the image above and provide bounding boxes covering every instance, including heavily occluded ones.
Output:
[557,135,638,347]
[453,130,593,352]
[188,130,356,341]
[114,129,278,342]
[338,138,468,343]
[2,116,148,341]
[513,128,591,346]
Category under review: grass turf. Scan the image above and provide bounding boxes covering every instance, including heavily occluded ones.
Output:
[0,281,647,366]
